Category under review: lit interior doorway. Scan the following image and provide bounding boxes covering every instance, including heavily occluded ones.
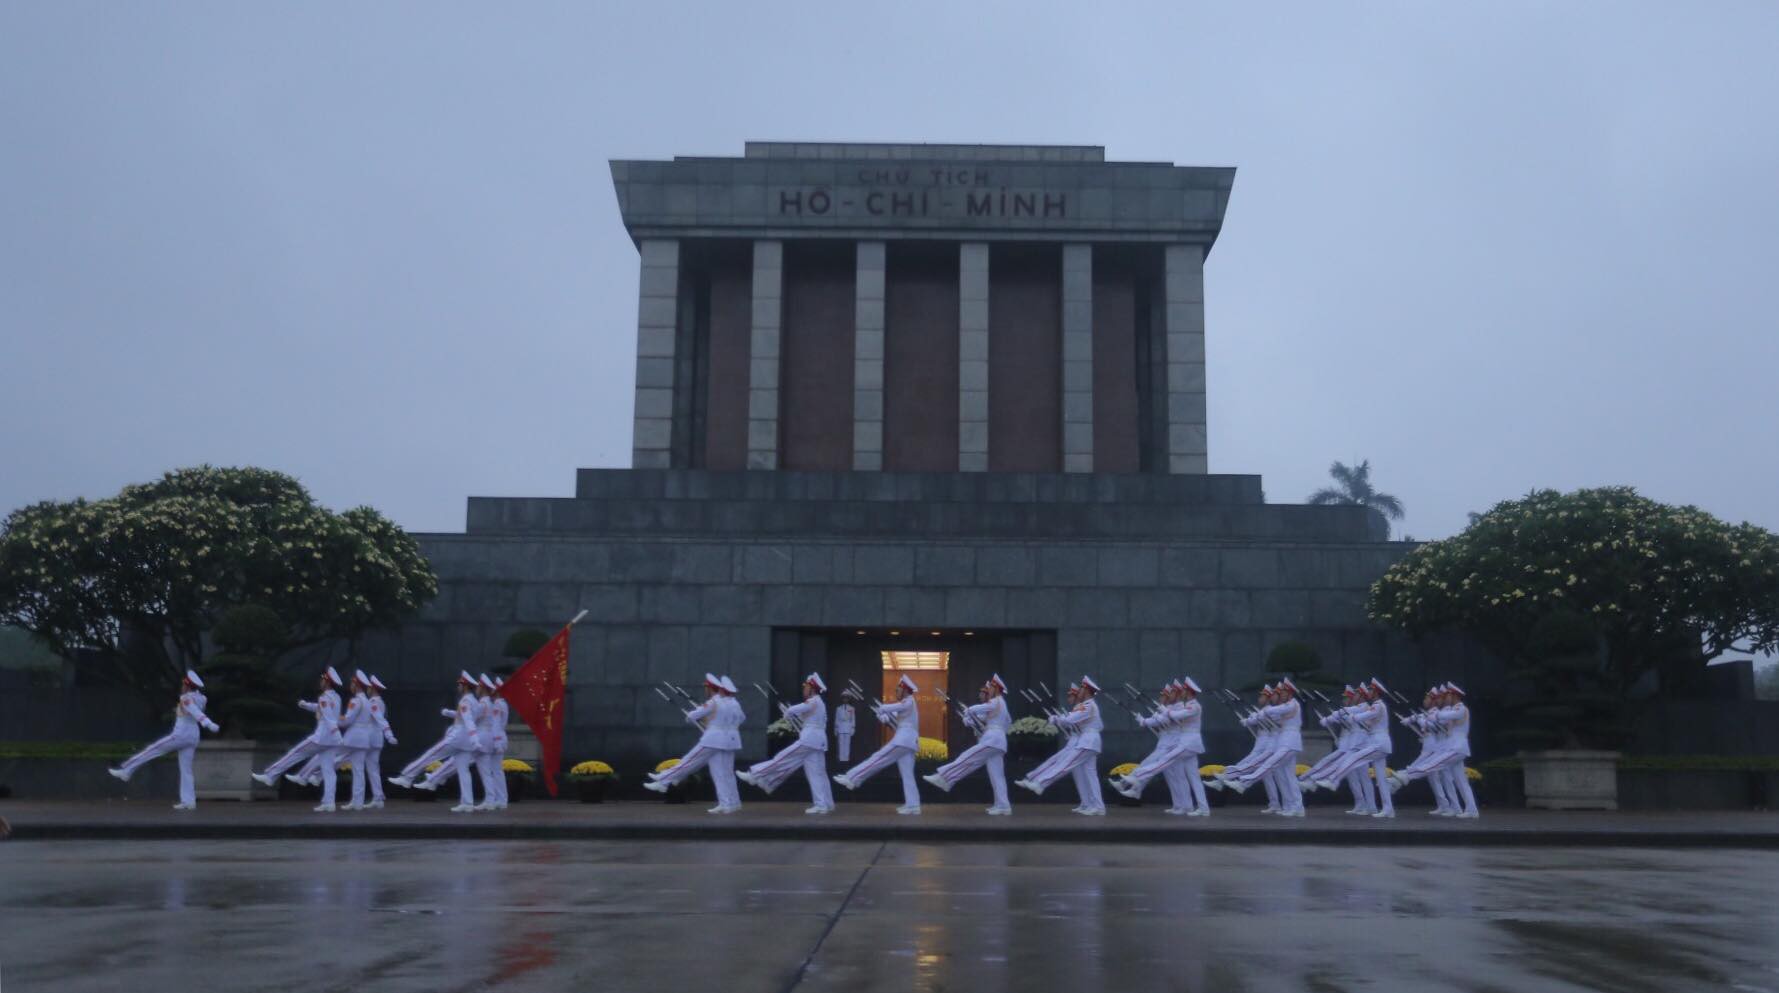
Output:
[881,649,948,748]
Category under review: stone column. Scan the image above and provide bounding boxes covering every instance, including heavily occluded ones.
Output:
[747,240,783,470]
[1061,243,1094,473]
[1163,244,1208,474]
[958,243,990,472]
[853,241,886,471]
[631,239,679,470]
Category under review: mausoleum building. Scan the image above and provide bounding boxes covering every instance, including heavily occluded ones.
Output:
[365,143,1485,776]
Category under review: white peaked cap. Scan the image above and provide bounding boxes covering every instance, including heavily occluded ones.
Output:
[718,675,738,694]
[1081,675,1100,693]
[1281,677,1297,692]
[898,674,919,694]
[494,676,504,688]
[1343,684,1355,694]
[459,670,475,684]
[1184,677,1202,694]
[990,674,1007,692]
[704,672,722,688]
[324,666,342,686]
[1370,678,1388,693]
[369,675,387,690]
[185,670,204,688]
[353,669,369,686]
[1448,683,1465,696]
[805,672,827,692]
[480,674,497,690]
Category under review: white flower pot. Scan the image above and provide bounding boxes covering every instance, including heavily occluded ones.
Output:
[1520,750,1621,810]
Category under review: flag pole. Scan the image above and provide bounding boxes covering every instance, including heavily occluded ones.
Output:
[568,609,589,627]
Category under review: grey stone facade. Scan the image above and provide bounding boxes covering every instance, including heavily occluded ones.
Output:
[360,469,1495,778]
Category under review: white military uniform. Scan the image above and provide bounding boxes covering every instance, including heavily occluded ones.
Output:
[1434,698,1477,817]
[1390,703,1459,813]
[926,685,1012,813]
[364,678,396,806]
[834,702,856,762]
[740,677,833,813]
[483,690,510,809]
[1300,691,1374,814]
[416,686,483,810]
[1022,685,1105,814]
[110,673,219,808]
[649,674,746,812]
[1312,690,1396,817]
[838,677,923,812]
[254,671,346,810]
[340,683,378,809]
[1211,693,1281,809]
[393,677,471,787]
[1118,690,1208,815]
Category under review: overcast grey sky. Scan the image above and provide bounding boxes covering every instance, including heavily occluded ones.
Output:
[4,2,1776,541]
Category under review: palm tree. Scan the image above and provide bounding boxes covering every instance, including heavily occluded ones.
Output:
[1308,460,1405,536]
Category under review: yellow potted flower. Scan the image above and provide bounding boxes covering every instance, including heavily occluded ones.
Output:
[653,756,704,804]
[568,760,617,804]
[1108,762,1142,805]
[501,758,536,804]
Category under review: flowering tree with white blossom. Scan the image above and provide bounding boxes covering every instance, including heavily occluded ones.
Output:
[0,465,436,703]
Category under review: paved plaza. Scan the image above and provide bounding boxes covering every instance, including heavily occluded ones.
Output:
[2,837,1777,992]
[6,800,1779,847]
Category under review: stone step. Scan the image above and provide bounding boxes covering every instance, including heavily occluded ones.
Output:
[466,495,1384,542]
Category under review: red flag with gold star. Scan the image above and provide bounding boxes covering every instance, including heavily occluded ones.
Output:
[499,624,571,796]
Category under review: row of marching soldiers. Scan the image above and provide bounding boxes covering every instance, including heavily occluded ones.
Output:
[111,666,513,813]
[641,669,1476,818]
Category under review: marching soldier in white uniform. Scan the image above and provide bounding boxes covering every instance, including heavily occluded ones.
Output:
[737,673,834,813]
[363,674,396,808]
[337,671,380,810]
[1432,683,1478,818]
[412,670,484,811]
[923,674,1014,814]
[1299,685,1375,815]
[1388,686,1459,814]
[1209,684,1281,811]
[1309,678,1396,818]
[473,674,511,811]
[389,672,473,790]
[833,674,924,814]
[1221,679,1305,816]
[252,667,347,812]
[645,674,746,813]
[1017,675,1106,814]
[1112,677,1209,816]
[109,670,220,809]
[834,698,856,763]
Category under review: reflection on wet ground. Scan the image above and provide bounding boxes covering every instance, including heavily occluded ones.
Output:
[1,840,1776,992]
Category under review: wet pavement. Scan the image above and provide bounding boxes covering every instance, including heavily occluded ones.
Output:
[2,840,1777,992]
[7,799,1779,847]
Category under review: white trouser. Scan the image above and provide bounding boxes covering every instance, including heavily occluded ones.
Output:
[1121,739,1193,794]
[346,748,371,806]
[365,746,386,801]
[1438,757,1477,814]
[262,737,342,805]
[1368,754,1395,813]
[400,738,452,781]
[934,740,1010,809]
[118,728,200,806]
[655,743,742,808]
[418,747,478,804]
[837,732,852,763]
[1346,769,1375,812]
[848,741,919,807]
[1069,758,1105,811]
[475,740,507,805]
[746,742,832,807]
[1168,754,1208,812]
[1028,744,1100,804]
[1259,751,1302,812]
